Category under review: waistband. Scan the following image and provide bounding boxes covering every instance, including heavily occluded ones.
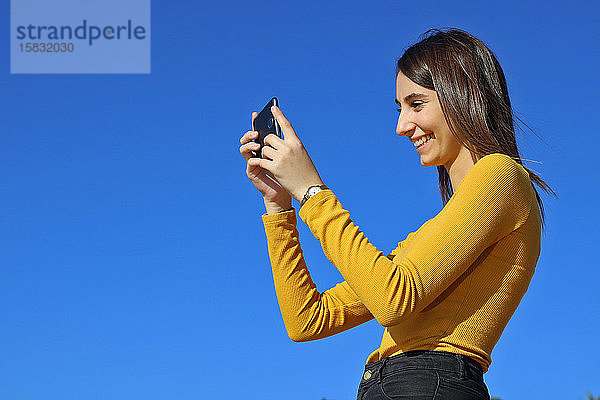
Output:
[361,350,483,383]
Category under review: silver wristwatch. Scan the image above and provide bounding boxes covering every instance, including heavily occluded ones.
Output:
[300,185,329,208]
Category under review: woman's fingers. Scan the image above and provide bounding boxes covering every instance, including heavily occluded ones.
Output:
[240,130,258,145]
[271,106,298,142]
[251,111,258,134]
[240,138,261,162]
[240,112,259,162]
[259,144,274,160]
[240,130,259,159]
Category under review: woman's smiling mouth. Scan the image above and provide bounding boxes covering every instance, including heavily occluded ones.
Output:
[413,133,435,150]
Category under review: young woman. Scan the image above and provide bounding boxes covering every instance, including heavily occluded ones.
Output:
[239,27,555,400]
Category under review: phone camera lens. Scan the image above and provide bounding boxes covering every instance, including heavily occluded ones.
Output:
[268,118,273,129]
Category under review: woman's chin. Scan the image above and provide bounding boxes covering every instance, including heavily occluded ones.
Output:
[420,151,445,167]
[419,154,437,167]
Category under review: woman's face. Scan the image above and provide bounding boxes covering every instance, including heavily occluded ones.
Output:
[395,71,467,170]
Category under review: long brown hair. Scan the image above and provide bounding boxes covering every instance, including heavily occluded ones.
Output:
[396,27,557,232]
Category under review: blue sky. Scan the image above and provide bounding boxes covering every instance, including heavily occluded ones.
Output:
[1,1,599,399]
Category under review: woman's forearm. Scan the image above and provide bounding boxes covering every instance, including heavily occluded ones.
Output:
[261,211,374,341]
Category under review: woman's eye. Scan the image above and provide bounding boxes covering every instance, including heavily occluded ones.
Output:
[396,102,423,113]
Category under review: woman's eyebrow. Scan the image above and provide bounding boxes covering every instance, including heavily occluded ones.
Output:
[395,92,428,105]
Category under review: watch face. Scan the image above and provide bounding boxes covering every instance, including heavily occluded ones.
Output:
[308,187,321,196]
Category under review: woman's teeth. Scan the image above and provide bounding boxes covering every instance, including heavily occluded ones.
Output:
[414,134,435,147]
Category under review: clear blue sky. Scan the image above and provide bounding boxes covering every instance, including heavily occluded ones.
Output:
[1,1,599,399]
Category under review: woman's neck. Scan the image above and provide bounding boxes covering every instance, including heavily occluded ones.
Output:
[445,148,478,193]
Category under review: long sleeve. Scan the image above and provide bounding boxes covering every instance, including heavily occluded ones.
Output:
[297,153,534,328]
[261,210,419,342]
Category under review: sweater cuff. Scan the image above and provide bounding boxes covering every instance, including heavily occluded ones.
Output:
[298,189,335,222]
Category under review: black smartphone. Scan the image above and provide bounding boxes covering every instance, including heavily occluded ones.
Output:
[251,97,282,159]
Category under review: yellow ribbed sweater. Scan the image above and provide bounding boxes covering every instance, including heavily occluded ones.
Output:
[261,153,541,373]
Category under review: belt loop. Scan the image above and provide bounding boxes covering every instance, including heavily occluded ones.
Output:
[455,353,466,379]
[377,356,390,383]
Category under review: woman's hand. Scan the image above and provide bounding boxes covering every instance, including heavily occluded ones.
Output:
[247,105,324,202]
[239,111,293,207]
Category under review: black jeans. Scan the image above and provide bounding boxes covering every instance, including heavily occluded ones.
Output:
[356,350,490,400]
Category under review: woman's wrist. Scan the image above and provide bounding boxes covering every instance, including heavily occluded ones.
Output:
[264,198,294,215]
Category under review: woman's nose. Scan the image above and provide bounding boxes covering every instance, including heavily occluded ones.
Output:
[396,113,415,137]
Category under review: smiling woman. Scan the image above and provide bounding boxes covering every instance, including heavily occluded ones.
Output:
[395,71,473,180]
[396,28,556,228]
[246,27,557,400]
